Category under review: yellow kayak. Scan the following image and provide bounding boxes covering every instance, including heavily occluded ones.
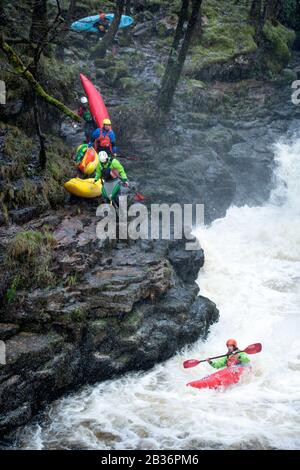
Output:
[64,177,102,198]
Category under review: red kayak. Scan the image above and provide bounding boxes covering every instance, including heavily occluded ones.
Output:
[187,366,251,390]
[80,73,110,128]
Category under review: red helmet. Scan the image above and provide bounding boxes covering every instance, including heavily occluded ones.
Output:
[226,338,237,347]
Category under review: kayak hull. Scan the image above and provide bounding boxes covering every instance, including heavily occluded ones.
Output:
[187,366,251,390]
[77,147,99,175]
[80,73,110,129]
[71,14,134,33]
[64,178,102,198]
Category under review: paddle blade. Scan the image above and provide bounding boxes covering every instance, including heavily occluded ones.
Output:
[244,343,262,354]
[183,359,201,369]
[134,192,145,202]
[126,156,140,161]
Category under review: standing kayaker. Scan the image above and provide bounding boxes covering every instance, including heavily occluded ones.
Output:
[206,339,250,369]
[78,96,97,142]
[94,151,128,185]
[90,118,117,157]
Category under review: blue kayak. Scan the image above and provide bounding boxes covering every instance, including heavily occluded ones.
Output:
[71,14,134,33]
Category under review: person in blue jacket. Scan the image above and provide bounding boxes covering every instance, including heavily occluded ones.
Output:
[89,118,117,156]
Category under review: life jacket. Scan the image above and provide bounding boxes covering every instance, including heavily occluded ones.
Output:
[226,349,241,367]
[100,157,114,180]
[95,129,113,152]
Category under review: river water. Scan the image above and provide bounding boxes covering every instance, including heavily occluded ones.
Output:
[18,128,300,450]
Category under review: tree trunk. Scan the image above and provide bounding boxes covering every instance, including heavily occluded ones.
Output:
[33,93,47,168]
[159,0,189,96]
[97,0,125,58]
[157,0,202,122]
[67,0,77,23]
[125,0,131,16]
[263,0,282,24]
[30,0,48,45]
[0,0,7,26]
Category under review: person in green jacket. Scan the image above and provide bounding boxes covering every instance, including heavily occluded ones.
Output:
[207,339,250,369]
[94,151,129,185]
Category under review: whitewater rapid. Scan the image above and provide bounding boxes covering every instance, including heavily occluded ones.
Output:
[18,134,300,450]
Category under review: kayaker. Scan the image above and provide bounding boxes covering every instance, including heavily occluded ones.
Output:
[78,96,97,142]
[94,151,128,186]
[90,118,117,157]
[206,339,250,369]
[93,12,110,39]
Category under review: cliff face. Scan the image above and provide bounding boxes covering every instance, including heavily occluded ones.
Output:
[0,207,219,437]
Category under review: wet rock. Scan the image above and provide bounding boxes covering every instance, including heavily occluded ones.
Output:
[0,324,20,341]
[0,99,23,118]
[9,205,48,225]
[0,404,32,436]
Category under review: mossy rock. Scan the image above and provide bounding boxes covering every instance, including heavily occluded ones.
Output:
[187,79,207,90]
[118,77,140,93]
[271,68,298,85]
[94,58,114,69]
[263,21,295,69]
[104,62,130,86]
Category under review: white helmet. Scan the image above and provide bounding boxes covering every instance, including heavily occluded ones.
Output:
[99,151,109,163]
[80,96,88,104]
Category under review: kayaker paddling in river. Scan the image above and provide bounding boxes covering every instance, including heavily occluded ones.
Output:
[90,118,117,157]
[78,96,97,142]
[206,339,250,369]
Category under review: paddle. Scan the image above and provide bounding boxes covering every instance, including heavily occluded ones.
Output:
[183,343,262,369]
[116,154,141,162]
[103,169,146,202]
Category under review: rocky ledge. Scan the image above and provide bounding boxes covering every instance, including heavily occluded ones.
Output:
[0,207,218,437]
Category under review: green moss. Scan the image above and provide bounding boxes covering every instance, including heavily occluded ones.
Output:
[7,230,56,262]
[5,229,57,292]
[39,55,79,104]
[263,21,295,68]
[71,307,87,323]
[118,77,140,93]
[154,63,165,78]
[65,274,77,288]
[186,21,257,77]
[104,62,130,86]
[5,275,22,303]
[121,310,142,334]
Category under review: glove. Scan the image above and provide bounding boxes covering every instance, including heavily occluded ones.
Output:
[206,358,212,364]
[122,180,129,187]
